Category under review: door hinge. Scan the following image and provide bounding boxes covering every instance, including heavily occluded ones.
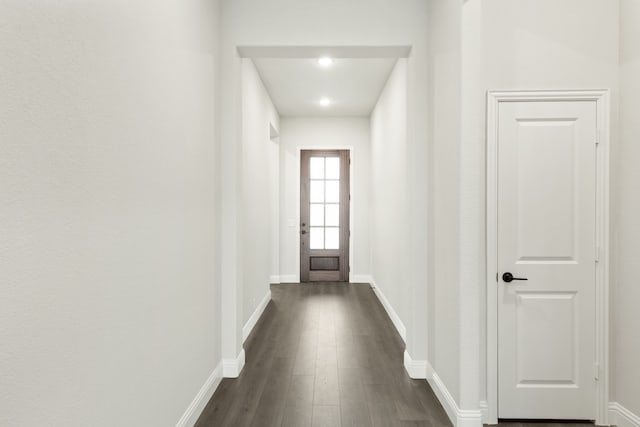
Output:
[596,128,602,145]
[594,363,600,381]
[595,246,600,263]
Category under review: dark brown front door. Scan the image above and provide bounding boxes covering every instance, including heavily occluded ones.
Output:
[300,150,350,282]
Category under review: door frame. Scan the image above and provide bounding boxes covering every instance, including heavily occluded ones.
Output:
[485,90,610,425]
[295,146,354,283]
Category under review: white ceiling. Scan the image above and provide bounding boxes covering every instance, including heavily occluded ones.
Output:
[252,58,399,117]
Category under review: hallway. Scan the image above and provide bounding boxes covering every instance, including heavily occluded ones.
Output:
[195,283,450,427]
[3,1,640,426]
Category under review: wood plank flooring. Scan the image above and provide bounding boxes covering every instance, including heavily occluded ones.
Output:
[195,283,596,427]
[195,283,451,427]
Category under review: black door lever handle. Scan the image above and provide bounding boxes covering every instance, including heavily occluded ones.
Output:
[502,272,528,283]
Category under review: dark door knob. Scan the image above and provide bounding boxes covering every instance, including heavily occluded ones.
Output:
[502,272,528,283]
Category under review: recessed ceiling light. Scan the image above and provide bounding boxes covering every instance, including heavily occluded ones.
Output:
[319,97,331,107]
[318,57,333,67]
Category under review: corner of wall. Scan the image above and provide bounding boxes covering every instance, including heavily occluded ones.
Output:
[371,277,481,427]
[427,366,483,427]
[370,276,407,342]
[609,402,640,427]
[223,348,246,378]
[404,350,430,380]
[242,290,272,342]
[175,362,224,427]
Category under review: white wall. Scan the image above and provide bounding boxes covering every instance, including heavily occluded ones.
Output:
[241,59,280,324]
[370,60,410,334]
[0,1,221,426]
[426,0,463,404]
[270,124,280,283]
[219,0,429,362]
[460,0,620,414]
[615,0,640,416]
[278,117,371,282]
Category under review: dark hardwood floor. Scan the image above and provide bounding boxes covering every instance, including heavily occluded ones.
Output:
[195,283,596,427]
[195,283,451,427]
[498,423,594,427]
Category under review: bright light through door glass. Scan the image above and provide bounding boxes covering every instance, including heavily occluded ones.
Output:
[310,157,325,179]
[310,204,324,226]
[325,204,339,226]
[325,228,340,249]
[325,181,339,203]
[310,181,325,203]
[310,227,324,249]
[307,155,341,250]
[325,157,340,179]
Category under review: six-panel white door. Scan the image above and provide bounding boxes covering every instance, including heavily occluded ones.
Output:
[498,100,597,419]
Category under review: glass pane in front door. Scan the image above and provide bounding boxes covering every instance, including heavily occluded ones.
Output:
[309,156,340,250]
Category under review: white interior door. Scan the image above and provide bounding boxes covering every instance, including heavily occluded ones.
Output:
[497,100,597,419]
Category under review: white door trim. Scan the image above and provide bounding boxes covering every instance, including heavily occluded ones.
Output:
[486,90,610,425]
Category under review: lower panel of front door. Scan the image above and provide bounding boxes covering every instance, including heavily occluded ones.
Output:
[309,271,342,281]
[310,256,339,271]
[309,256,342,281]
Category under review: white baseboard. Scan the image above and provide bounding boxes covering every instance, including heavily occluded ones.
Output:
[370,277,407,342]
[479,400,489,425]
[175,362,223,427]
[222,349,245,378]
[427,366,482,427]
[404,350,429,379]
[456,408,483,427]
[269,275,280,284]
[242,290,271,343]
[350,274,372,283]
[428,369,458,425]
[609,402,640,427]
[278,274,298,283]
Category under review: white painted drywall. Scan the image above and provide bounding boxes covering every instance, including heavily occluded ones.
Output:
[270,125,280,283]
[460,0,620,412]
[278,117,371,282]
[0,1,221,426]
[241,59,279,324]
[370,59,410,336]
[426,0,463,405]
[615,0,640,416]
[219,0,429,362]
